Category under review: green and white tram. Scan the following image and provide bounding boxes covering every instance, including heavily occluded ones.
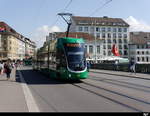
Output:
[34,37,89,80]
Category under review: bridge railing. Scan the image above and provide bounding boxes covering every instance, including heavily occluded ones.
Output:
[91,63,150,73]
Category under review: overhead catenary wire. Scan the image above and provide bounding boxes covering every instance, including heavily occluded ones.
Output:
[62,0,73,12]
[47,0,73,36]
[89,0,113,16]
[48,0,73,29]
[34,0,73,47]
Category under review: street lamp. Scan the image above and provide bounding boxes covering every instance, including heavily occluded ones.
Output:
[58,13,73,38]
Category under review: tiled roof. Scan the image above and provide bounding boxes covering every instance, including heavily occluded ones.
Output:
[71,16,129,27]
[0,22,17,33]
[0,21,35,44]
[130,32,150,45]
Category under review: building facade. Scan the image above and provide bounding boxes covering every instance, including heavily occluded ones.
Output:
[129,32,150,64]
[0,21,36,61]
[25,38,36,59]
[70,16,130,61]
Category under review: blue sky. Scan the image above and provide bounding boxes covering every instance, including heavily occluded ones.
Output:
[0,0,150,47]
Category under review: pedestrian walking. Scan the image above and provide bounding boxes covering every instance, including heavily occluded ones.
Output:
[129,60,136,74]
[4,60,12,80]
[87,61,91,72]
[114,60,119,71]
[0,61,3,75]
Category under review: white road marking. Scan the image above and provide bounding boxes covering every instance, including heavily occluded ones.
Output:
[18,70,40,112]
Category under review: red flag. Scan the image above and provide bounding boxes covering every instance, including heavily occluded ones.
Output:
[112,44,120,56]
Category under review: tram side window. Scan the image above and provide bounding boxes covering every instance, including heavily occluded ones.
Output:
[56,49,67,68]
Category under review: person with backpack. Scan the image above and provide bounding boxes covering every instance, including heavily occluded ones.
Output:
[4,60,12,80]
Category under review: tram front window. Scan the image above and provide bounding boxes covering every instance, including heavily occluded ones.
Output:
[64,43,86,71]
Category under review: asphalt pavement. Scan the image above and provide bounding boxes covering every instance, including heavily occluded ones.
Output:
[90,69,150,80]
[0,66,150,112]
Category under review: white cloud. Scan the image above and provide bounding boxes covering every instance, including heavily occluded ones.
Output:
[31,25,61,48]
[125,16,150,32]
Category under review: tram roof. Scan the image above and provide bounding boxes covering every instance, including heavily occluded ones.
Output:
[58,37,85,43]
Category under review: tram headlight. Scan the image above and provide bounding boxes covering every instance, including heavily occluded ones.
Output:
[69,74,71,77]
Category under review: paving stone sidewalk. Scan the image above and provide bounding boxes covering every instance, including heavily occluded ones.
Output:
[0,68,28,112]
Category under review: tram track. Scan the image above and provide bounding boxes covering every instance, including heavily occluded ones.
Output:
[90,70,150,81]
[71,77,150,112]
[89,75,150,93]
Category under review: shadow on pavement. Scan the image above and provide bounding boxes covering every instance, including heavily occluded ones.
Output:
[16,69,82,85]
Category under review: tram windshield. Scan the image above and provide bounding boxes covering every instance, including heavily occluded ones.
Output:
[64,43,86,71]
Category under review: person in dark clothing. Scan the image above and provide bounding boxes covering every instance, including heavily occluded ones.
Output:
[4,60,12,80]
[87,61,91,72]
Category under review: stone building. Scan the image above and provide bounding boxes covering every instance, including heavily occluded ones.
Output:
[0,21,36,61]
[129,32,150,64]
[70,16,130,61]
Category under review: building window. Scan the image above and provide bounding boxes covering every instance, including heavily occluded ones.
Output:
[124,34,127,39]
[118,28,122,32]
[124,51,128,55]
[137,45,140,49]
[79,27,83,32]
[96,27,100,32]
[102,33,106,38]
[124,39,127,43]
[142,51,145,55]
[118,33,122,38]
[97,46,100,54]
[84,27,89,32]
[124,45,128,49]
[137,51,140,55]
[107,33,111,38]
[108,45,112,49]
[119,45,122,49]
[124,28,127,32]
[119,39,122,43]
[102,27,106,32]
[113,39,117,44]
[103,39,106,43]
[142,57,145,62]
[107,39,111,43]
[108,51,112,56]
[107,27,111,32]
[146,51,149,55]
[96,33,100,38]
[103,45,106,49]
[146,57,149,62]
[113,28,117,32]
[89,45,93,54]
[103,51,106,55]
[113,33,117,39]
[137,57,140,62]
